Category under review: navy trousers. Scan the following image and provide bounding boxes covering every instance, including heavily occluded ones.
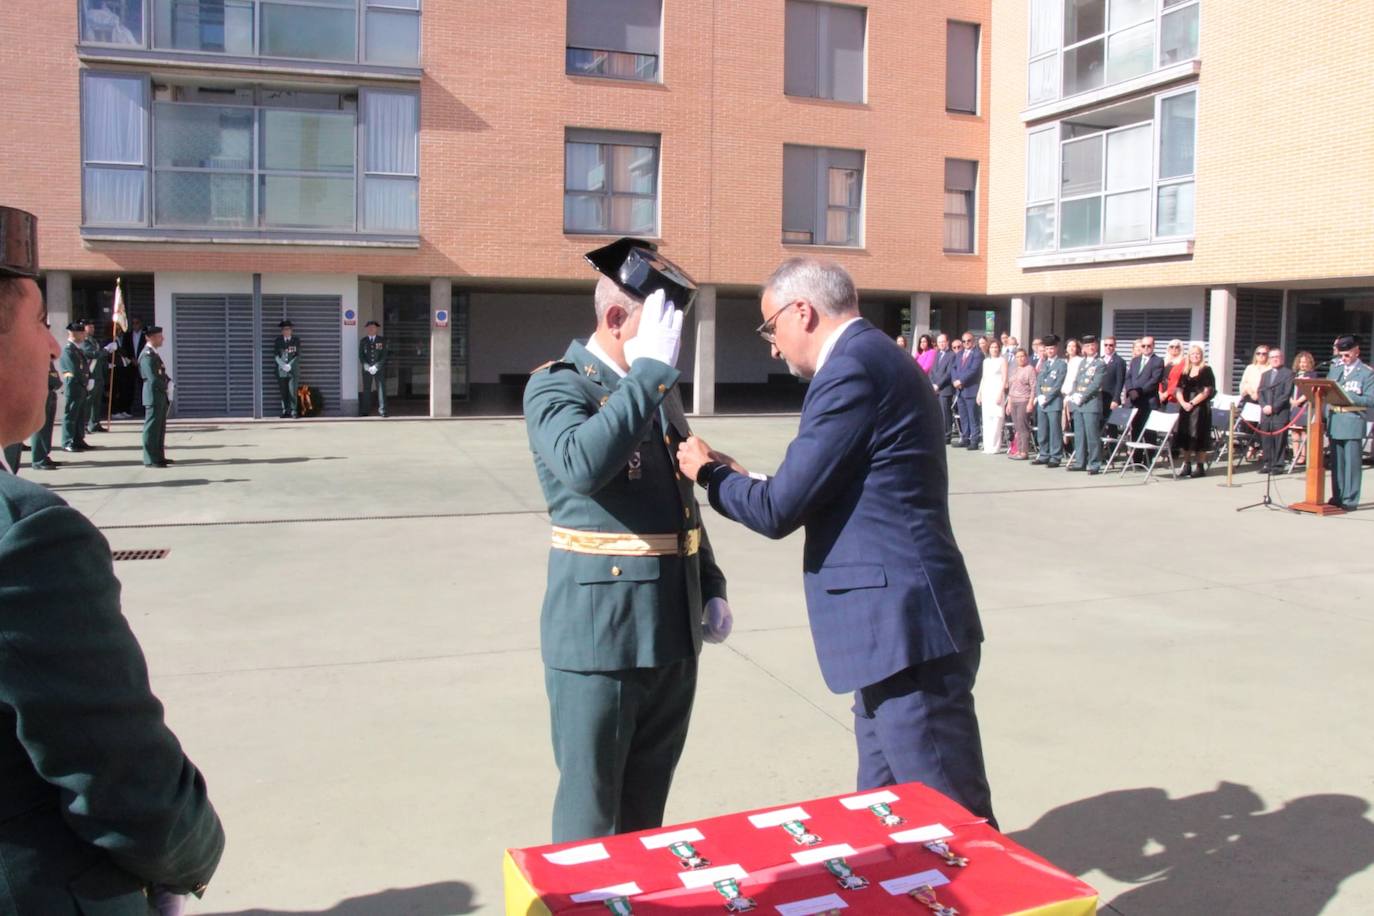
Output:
[958,392,982,445]
[938,393,956,442]
[853,647,996,827]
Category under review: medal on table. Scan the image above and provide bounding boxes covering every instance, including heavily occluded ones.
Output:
[869,802,905,827]
[925,840,969,868]
[713,878,756,913]
[782,819,822,846]
[909,884,960,915]
[604,897,633,916]
[824,857,869,890]
[669,840,710,870]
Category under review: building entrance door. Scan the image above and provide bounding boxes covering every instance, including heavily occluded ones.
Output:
[380,284,469,415]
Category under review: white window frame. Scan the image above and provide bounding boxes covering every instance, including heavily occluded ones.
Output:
[1153,83,1197,238]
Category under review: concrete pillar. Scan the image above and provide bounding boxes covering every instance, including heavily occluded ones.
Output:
[1208,286,1238,394]
[1031,296,1053,342]
[430,277,452,417]
[1010,296,1030,350]
[910,292,931,342]
[691,285,717,416]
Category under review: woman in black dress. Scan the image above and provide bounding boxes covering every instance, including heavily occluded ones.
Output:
[1174,344,1216,477]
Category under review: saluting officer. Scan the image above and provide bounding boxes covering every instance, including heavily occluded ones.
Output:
[358,319,388,417]
[139,325,172,468]
[274,320,301,418]
[1067,335,1106,474]
[29,358,62,470]
[523,238,732,843]
[80,318,111,433]
[59,320,92,452]
[1327,335,1374,511]
[1033,334,1068,467]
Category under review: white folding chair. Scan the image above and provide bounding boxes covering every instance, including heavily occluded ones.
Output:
[1102,406,1137,470]
[1119,410,1179,481]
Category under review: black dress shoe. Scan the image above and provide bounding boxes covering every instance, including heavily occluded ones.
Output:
[279,411,290,418]
[77,443,98,450]
[87,425,107,433]
[62,445,79,453]
[1195,464,1207,477]
[1088,468,1102,475]
[1046,461,1061,468]
[163,458,175,464]
[33,460,59,470]
[1178,464,1193,478]
[1032,458,1047,465]
[1067,465,1085,472]
[145,461,169,468]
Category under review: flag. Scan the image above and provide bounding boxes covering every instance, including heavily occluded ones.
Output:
[112,277,128,333]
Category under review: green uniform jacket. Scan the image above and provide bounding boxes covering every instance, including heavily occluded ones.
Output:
[0,474,224,913]
[80,337,109,385]
[59,341,89,402]
[1036,357,1067,410]
[524,341,727,672]
[1326,361,1374,440]
[359,335,387,372]
[139,346,169,404]
[1070,356,1106,413]
[274,337,301,379]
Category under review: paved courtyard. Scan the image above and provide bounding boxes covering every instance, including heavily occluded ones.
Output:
[35,415,1374,914]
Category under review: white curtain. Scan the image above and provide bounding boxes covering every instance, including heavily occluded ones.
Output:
[84,168,145,224]
[1106,124,1151,191]
[83,73,146,164]
[1026,128,1058,204]
[1029,0,1060,57]
[364,177,418,232]
[364,90,417,175]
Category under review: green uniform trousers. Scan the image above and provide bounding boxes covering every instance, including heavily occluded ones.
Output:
[142,393,168,466]
[545,656,697,843]
[1071,408,1104,470]
[31,394,56,467]
[2,443,20,474]
[86,373,107,432]
[278,373,299,416]
[62,391,86,448]
[1330,438,1365,509]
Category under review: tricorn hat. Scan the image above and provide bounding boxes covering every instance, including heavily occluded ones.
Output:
[279,320,294,329]
[66,320,86,332]
[1335,334,1360,352]
[0,206,38,279]
[1041,333,1061,346]
[584,237,697,310]
[146,325,163,335]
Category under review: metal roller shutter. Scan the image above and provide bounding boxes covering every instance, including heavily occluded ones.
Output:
[261,296,342,416]
[1111,308,1193,357]
[1230,289,1283,391]
[172,294,255,418]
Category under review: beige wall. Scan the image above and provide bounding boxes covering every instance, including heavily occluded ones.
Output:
[987,0,1374,296]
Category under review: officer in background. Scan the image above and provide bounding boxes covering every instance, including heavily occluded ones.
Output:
[1067,335,1106,474]
[523,238,731,843]
[1034,334,1067,468]
[1327,335,1374,511]
[274,320,300,419]
[29,358,62,470]
[59,319,92,452]
[81,318,113,434]
[358,319,388,417]
[139,325,172,468]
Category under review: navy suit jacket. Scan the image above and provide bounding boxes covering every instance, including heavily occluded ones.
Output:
[706,320,983,693]
[1099,354,1126,409]
[952,349,983,399]
[1123,354,1164,409]
[928,350,956,395]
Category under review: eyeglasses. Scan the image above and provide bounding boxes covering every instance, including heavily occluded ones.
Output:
[756,301,798,344]
[1168,344,1181,350]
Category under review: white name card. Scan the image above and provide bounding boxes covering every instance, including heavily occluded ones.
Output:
[544,842,609,865]
[748,806,811,828]
[791,843,857,866]
[839,790,900,810]
[880,869,950,896]
[679,864,748,889]
[775,894,848,915]
[889,824,953,845]
[641,827,705,850]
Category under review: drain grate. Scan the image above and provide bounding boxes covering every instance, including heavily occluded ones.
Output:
[111,549,170,562]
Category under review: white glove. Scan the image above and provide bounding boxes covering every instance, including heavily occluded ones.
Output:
[622,289,683,369]
[167,382,175,402]
[367,364,378,375]
[150,890,186,916]
[104,341,118,353]
[1037,395,1047,407]
[703,597,733,644]
[86,379,95,391]
[1071,393,1083,405]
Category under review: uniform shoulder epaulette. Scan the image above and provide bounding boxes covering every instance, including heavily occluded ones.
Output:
[530,360,574,375]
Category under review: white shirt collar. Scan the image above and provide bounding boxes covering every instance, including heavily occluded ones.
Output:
[815,317,863,375]
[584,335,628,379]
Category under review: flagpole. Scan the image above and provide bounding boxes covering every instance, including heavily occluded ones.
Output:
[107,276,123,425]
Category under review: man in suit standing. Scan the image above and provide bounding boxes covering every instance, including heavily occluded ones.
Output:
[359,320,388,417]
[1067,335,1106,474]
[1257,347,1294,474]
[1123,335,1164,442]
[1033,335,1068,468]
[524,238,731,842]
[952,331,983,450]
[1327,335,1374,511]
[677,257,994,824]
[1099,336,1126,415]
[0,205,224,914]
[116,315,147,418]
[928,333,956,443]
[59,320,92,452]
[139,326,171,468]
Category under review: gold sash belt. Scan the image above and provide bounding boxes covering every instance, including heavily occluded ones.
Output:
[551,526,701,557]
[1331,405,1365,413]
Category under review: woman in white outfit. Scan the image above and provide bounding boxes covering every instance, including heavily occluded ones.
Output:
[979,339,1008,453]
[1060,337,1083,447]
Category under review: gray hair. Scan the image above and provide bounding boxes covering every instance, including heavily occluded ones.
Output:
[593,276,642,323]
[762,257,859,319]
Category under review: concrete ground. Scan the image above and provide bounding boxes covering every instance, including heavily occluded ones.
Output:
[32,416,1374,915]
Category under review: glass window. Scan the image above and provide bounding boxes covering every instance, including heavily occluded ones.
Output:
[1063,38,1104,95]
[1026,127,1058,203]
[782,144,863,246]
[81,0,143,44]
[566,0,661,82]
[1105,123,1151,190]
[1064,0,1104,46]
[366,7,420,66]
[1106,20,1153,83]
[1108,0,1152,28]
[1060,196,1102,248]
[943,159,977,253]
[1157,181,1194,236]
[946,21,979,114]
[1025,205,1056,252]
[1028,56,1058,105]
[1158,90,1196,178]
[155,103,254,169]
[1061,135,1103,197]
[261,175,355,228]
[155,171,253,227]
[154,0,255,54]
[563,130,659,234]
[260,0,357,61]
[1104,189,1150,242]
[260,110,355,173]
[1038,0,1201,104]
[82,72,149,226]
[785,0,866,104]
[826,167,861,245]
[1160,2,1200,66]
[1029,0,1058,57]
[84,169,147,225]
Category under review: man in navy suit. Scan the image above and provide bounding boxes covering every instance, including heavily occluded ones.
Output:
[927,333,957,443]
[1122,335,1164,442]
[952,331,983,450]
[677,258,995,823]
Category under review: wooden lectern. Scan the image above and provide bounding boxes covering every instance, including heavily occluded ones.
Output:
[1290,378,1353,515]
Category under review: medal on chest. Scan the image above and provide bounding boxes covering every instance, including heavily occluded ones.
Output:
[627,449,642,481]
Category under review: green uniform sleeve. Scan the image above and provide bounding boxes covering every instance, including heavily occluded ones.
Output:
[0,504,224,892]
[524,360,680,497]
[358,339,366,363]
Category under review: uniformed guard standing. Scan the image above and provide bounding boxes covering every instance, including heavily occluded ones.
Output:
[358,319,388,417]
[59,320,92,451]
[524,238,732,843]
[274,320,301,418]
[1067,335,1106,474]
[139,325,172,468]
[1033,334,1067,467]
[1326,334,1374,511]
[80,318,111,434]
[29,359,61,470]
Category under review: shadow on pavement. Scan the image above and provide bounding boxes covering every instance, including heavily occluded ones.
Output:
[83,444,258,451]
[199,881,477,915]
[46,478,250,492]
[1010,783,1374,914]
[52,457,344,469]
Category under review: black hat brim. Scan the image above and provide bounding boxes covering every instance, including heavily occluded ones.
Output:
[584,237,697,309]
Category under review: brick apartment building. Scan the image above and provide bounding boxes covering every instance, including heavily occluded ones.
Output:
[1,1,1369,417]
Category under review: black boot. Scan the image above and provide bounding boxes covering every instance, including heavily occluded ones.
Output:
[1178,462,1193,478]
